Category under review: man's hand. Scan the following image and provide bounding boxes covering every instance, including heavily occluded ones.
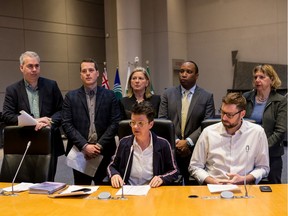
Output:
[35,117,52,130]
[82,144,101,160]
[176,140,191,157]
[204,176,226,184]
[208,173,255,185]
[220,173,255,185]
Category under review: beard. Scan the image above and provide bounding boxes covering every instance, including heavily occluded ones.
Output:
[222,120,239,129]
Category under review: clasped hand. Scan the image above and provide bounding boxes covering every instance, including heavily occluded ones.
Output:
[111,175,163,188]
[82,143,102,160]
[213,173,245,185]
[176,140,191,157]
[35,117,53,130]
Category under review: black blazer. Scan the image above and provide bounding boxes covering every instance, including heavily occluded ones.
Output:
[107,132,179,185]
[62,86,121,157]
[120,94,161,119]
[2,77,64,156]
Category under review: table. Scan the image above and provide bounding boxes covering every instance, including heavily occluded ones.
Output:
[0,183,287,216]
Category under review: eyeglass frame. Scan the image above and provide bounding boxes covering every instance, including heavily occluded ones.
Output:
[219,108,243,119]
[129,120,150,128]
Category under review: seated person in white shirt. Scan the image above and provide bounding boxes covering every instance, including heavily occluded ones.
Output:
[189,92,270,185]
[107,101,179,188]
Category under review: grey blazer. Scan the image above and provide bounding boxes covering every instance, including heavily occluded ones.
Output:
[158,85,215,144]
[244,90,287,157]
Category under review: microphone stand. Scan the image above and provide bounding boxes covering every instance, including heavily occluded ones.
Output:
[243,145,253,198]
[9,141,31,196]
[120,145,134,200]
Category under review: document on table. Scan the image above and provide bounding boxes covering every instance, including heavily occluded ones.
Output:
[4,182,35,192]
[18,110,37,126]
[116,185,151,196]
[66,145,103,177]
[60,185,99,194]
[207,184,240,193]
[49,185,99,198]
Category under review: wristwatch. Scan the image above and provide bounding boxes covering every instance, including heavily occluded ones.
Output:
[186,139,194,148]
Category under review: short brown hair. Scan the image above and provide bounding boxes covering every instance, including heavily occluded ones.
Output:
[222,92,246,111]
[80,58,98,71]
[131,101,155,122]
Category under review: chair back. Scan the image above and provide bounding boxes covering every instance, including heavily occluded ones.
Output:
[118,119,175,149]
[201,118,256,131]
[0,126,51,183]
[201,119,221,131]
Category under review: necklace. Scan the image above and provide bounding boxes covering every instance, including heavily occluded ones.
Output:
[136,98,144,103]
[256,95,268,103]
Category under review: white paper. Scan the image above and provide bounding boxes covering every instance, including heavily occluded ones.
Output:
[60,185,99,195]
[66,145,103,177]
[115,185,151,196]
[3,182,35,192]
[207,184,240,193]
[18,110,37,126]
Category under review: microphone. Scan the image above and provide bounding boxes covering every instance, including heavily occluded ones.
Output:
[10,141,31,196]
[97,145,134,200]
[243,145,253,198]
[219,145,253,199]
[120,145,134,200]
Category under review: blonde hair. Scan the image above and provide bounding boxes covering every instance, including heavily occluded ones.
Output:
[126,67,153,98]
[253,64,282,89]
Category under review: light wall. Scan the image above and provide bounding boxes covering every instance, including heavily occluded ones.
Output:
[0,0,106,111]
[187,0,287,109]
[0,0,286,112]
[105,0,287,110]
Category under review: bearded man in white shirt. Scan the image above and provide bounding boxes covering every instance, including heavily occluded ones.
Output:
[189,92,269,185]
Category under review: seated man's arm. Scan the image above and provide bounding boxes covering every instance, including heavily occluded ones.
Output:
[188,133,211,184]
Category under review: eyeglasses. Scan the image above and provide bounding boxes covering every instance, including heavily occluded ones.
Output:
[129,121,149,127]
[219,109,243,119]
[179,69,194,74]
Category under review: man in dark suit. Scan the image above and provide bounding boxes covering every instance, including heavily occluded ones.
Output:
[62,58,121,185]
[158,61,215,185]
[2,51,64,181]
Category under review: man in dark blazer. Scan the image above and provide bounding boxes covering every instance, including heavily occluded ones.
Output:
[2,51,64,181]
[62,58,121,185]
[158,61,215,185]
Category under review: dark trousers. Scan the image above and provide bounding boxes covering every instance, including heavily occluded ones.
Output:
[48,155,58,181]
[268,156,283,184]
[48,128,64,181]
[176,153,192,185]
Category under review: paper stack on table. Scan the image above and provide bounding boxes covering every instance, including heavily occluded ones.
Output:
[207,184,240,193]
[116,185,151,196]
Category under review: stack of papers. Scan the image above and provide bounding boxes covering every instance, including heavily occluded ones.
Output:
[49,185,99,198]
[3,182,35,192]
[29,182,66,194]
[66,146,103,177]
[116,185,151,196]
[18,110,37,126]
[207,184,240,193]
